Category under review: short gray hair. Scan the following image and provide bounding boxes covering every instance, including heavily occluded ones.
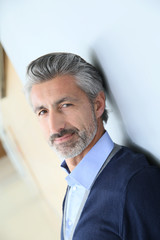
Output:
[25,52,108,123]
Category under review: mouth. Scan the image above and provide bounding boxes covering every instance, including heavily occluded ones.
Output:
[53,132,75,144]
[49,128,78,146]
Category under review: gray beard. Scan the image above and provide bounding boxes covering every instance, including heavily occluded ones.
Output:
[51,125,97,160]
[49,110,97,160]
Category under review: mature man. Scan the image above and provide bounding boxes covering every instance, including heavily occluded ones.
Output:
[25,52,160,240]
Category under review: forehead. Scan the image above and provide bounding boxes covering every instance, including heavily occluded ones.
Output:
[30,75,88,105]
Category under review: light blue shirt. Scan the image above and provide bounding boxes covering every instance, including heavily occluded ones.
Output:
[61,131,114,240]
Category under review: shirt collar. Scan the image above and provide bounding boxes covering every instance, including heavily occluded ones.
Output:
[61,131,114,190]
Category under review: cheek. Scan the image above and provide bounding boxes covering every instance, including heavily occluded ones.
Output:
[38,119,50,138]
[71,109,94,130]
[65,114,83,130]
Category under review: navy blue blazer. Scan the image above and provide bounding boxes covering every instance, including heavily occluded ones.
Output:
[61,147,160,240]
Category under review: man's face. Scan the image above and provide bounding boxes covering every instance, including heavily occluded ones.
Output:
[30,75,100,160]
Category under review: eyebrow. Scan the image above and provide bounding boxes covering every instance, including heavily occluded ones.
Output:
[33,105,46,114]
[33,96,78,113]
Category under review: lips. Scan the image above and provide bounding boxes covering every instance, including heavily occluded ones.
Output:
[54,133,74,143]
[49,128,78,146]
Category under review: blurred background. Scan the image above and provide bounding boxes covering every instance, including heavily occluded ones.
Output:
[0,0,160,239]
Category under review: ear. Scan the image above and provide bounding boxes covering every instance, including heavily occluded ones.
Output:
[94,91,106,119]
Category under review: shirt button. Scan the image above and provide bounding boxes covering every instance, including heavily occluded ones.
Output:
[68,220,72,226]
[72,186,77,191]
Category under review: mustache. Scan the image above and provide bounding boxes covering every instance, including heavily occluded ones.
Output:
[49,128,78,144]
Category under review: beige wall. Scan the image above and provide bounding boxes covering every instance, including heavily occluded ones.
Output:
[0,140,6,158]
[0,52,67,234]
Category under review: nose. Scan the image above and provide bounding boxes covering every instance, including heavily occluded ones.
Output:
[48,110,65,134]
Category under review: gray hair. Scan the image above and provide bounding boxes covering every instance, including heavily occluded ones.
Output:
[25,52,108,123]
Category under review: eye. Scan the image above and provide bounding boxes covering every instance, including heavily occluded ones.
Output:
[38,109,47,116]
[62,103,72,108]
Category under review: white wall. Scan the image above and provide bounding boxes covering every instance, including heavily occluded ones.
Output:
[0,0,160,161]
